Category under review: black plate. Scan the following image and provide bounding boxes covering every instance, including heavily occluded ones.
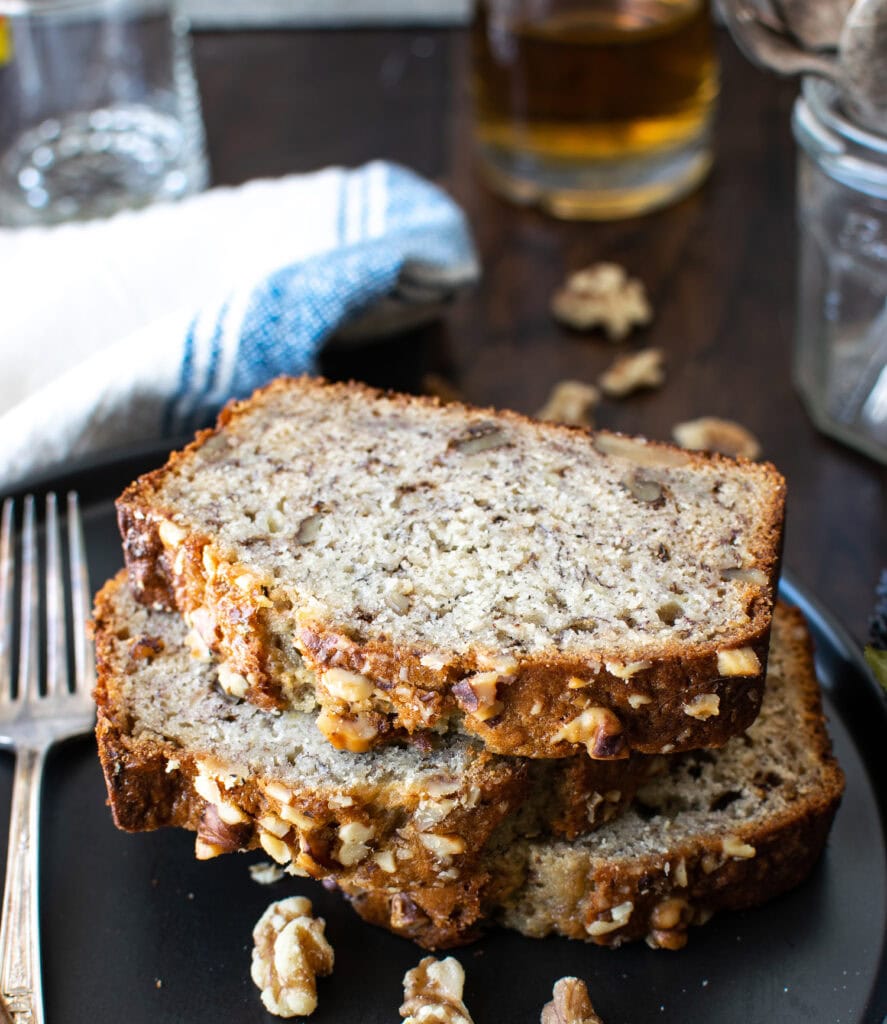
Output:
[2,445,886,1024]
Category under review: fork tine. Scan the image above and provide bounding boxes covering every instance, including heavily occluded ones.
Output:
[17,494,38,702]
[45,493,67,698]
[67,492,94,695]
[0,498,13,705]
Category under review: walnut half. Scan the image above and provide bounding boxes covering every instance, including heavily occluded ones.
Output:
[551,263,652,341]
[540,978,604,1024]
[251,896,334,1018]
[400,957,475,1024]
[536,380,600,427]
[672,417,761,460]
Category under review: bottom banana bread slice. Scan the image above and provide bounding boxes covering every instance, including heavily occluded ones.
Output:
[342,604,845,949]
[93,571,655,897]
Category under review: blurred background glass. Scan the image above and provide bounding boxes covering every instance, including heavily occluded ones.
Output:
[793,76,887,465]
[471,0,719,219]
[0,0,208,227]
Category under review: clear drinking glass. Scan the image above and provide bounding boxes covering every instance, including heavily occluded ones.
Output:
[0,0,208,227]
[470,0,719,220]
[793,77,887,465]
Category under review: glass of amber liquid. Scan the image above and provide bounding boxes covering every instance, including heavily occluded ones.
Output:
[471,0,719,219]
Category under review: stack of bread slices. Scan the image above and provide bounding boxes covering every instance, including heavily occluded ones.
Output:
[93,376,844,952]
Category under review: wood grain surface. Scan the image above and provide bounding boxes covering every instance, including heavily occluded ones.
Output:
[192,27,886,647]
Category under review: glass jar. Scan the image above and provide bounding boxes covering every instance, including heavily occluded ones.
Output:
[793,76,887,464]
[0,0,209,227]
[470,0,718,220]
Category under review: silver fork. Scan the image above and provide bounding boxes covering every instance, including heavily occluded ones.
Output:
[0,493,95,1024]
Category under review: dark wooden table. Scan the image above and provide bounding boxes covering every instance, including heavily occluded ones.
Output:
[193,25,886,648]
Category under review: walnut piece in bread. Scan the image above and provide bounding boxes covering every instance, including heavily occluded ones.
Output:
[540,978,604,1024]
[551,264,652,340]
[251,896,334,1017]
[400,957,474,1024]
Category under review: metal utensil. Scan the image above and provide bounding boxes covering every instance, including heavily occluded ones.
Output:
[0,493,95,1024]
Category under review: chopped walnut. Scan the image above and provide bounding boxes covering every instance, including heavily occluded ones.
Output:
[551,263,652,341]
[250,861,285,885]
[552,706,626,759]
[316,707,379,753]
[672,417,762,460]
[400,957,475,1024]
[540,978,604,1024]
[251,896,334,1018]
[599,347,665,398]
[536,380,600,427]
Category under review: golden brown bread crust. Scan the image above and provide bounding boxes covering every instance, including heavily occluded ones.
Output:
[93,573,656,895]
[344,793,840,950]
[340,606,845,950]
[117,375,786,758]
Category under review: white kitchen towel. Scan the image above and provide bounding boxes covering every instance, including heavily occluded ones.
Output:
[0,161,478,489]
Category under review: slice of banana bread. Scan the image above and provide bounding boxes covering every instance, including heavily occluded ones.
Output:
[343,605,845,949]
[117,375,786,759]
[94,572,656,898]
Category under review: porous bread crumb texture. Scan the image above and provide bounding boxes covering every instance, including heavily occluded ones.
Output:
[118,376,785,758]
[343,607,845,950]
[93,573,654,895]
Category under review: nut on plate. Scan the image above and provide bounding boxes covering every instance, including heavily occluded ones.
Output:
[251,896,334,1017]
[540,977,604,1024]
[400,956,475,1024]
[536,380,601,427]
[249,861,285,885]
[599,348,665,398]
[551,263,652,341]
[672,417,761,459]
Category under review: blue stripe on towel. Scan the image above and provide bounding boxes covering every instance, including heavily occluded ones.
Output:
[163,162,477,435]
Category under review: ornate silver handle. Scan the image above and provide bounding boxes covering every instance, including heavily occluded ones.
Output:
[0,747,46,1024]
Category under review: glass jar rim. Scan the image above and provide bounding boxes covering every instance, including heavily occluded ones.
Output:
[794,76,887,198]
[799,77,887,156]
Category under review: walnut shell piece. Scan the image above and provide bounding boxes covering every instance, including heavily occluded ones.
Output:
[672,417,762,460]
[250,896,334,1018]
[400,956,475,1024]
[540,977,604,1024]
[551,263,652,341]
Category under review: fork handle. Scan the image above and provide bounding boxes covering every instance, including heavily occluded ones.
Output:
[0,747,46,1024]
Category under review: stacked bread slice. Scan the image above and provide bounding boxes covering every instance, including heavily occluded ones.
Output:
[94,376,844,951]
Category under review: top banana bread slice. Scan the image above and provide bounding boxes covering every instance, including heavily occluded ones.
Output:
[117,375,786,759]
